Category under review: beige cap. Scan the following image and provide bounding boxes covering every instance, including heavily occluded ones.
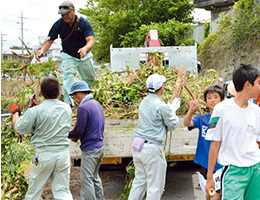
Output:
[58,1,74,15]
[227,81,236,96]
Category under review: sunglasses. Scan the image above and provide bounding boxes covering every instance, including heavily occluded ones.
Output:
[59,5,73,9]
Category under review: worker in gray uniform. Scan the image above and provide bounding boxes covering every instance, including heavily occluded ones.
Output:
[10,76,73,200]
[129,73,180,200]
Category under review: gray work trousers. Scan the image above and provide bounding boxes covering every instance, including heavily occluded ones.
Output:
[128,143,167,200]
[80,146,104,200]
[25,146,72,200]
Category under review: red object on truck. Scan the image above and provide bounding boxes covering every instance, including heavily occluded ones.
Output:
[144,30,160,47]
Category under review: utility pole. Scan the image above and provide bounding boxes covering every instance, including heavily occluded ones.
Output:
[1,31,7,61]
[17,9,27,63]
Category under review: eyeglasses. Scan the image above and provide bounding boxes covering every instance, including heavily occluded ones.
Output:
[59,5,73,9]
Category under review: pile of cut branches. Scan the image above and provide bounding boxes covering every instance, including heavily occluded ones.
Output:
[93,60,220,119]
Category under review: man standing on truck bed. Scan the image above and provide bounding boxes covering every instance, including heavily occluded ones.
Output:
[68,81,105,200]
[36,1,96,111]
[129,74,179,200]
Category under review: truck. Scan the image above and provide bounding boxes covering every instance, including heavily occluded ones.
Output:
[70,30,199,165]
[110,30,198,73]
[69,118,199,165]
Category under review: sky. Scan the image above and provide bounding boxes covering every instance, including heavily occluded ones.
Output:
[1,0,211,50]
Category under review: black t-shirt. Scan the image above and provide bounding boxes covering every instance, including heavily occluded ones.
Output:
[48,15,94,59]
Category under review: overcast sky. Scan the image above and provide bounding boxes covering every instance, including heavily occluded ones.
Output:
[1,0,210,50]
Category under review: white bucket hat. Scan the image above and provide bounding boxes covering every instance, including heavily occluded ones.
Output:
[146,74,166,92]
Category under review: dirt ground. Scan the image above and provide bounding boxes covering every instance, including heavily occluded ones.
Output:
[40,166,83,199]
[39,160,205,200]
[40,163,124,200]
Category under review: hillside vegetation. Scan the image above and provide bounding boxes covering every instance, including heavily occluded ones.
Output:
[198,0,260,77]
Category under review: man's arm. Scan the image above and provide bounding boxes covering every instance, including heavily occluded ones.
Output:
[206,140,221,196]
[12,112,20,133]
[78,36,94,58]
[68,108,87,139]
[183,109,194,127]
[36,40,54,62]
[257,141,260,148]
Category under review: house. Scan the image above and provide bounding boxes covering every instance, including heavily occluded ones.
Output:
[2,38,62,67]
[33,47,62,67]
[1,49,29,61]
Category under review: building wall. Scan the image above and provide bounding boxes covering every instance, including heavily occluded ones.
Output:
[1,49,28,61]
[192,16,221,45]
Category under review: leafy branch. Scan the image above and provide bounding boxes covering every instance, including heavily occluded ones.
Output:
[2,37,50,87]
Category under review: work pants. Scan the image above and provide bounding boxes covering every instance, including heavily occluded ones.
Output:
[25,146,72,200]
[80,146,104,200]
[61,52,96,106]
[128,143,167,200]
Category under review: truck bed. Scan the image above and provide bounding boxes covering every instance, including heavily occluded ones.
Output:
[69,119,199,163]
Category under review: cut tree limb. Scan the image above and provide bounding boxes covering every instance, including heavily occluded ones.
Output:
[2,36,50,87]
[2,36,50,72]
[170,65,185,103]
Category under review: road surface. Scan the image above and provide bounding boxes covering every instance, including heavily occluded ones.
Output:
[101,160,205,200]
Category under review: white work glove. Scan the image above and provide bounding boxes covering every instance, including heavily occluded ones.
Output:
[167,98,181,112]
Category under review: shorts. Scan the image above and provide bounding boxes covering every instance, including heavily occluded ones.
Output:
[221,162,260,200]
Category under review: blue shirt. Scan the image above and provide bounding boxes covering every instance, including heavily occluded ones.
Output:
[135,94,179,145]
[188,113,221,171]
[68,95,105,151]
[48,15,94,59]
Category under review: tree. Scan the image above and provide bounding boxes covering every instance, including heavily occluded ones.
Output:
[198,0,260,72]
[10,46,32,50]
[79,0,195,62]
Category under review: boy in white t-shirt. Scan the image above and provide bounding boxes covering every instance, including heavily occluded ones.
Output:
[205,64,260,199]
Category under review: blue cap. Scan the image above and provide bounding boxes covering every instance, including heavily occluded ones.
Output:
[69,81,92,95]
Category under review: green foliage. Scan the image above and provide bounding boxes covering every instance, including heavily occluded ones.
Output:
[29,57,59,78]
[10,46,33,50]
[198,0,260,72]
[15,88,35,105]
[1,117,34,199]
[93,58,220,119]
[79,0,195,62]
[1,57,59,79]
[203,21,210,39]
[121,164,135,199]
[1,84,37,199]
[121,19,195,47]
[1,60,23,77]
